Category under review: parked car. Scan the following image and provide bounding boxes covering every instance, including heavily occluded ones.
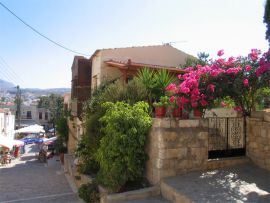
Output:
[20,134,43,145]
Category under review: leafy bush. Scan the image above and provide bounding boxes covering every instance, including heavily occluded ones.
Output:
[78,181,100,203]
[76,81,115,175]
[56,116,69,142]
[99,79,148,105]
[153,96,170,107]
[96,101,152,192]
[136,68,176,102]
[76,79,149,175]
[256,87,270,109]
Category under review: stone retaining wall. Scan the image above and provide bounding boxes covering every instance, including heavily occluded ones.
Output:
[247,112,270,171]
[146,118,209,185]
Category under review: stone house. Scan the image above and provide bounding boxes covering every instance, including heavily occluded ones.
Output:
[68,44,192,154]
[90,44,191,89]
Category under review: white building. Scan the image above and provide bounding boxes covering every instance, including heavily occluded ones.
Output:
[0,108,15,140]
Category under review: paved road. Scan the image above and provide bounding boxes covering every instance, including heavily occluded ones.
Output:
[0,144,81,203]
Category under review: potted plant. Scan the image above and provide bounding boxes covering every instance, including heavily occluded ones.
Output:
[153,96,169,118]
[168,96,182,118]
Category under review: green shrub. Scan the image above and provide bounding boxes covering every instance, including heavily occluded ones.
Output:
[76,79,149,177]
[99,79,148,105]
[76,81,114,175]
[96,101,152,192]
[78,182,100,203]
[136,68,176,102]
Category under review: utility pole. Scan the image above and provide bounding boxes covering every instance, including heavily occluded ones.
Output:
[16,85,21,129]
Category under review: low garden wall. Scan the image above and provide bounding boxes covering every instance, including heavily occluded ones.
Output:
[146,118,209,185]
[247,111,270,171]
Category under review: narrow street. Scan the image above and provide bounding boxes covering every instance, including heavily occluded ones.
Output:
[0,144,81,203]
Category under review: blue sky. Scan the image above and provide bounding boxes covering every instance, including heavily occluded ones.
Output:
[0,0,268,88]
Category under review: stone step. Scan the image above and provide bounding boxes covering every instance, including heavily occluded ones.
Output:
[207,156,249,170]
[160,163,270,203]
[122,196,170,203]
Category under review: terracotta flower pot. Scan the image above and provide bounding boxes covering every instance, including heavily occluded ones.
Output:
[172,108,182,118]
[193,109,203,118]
[155,106,166,118]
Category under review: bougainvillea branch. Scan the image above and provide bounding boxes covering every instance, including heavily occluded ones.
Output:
[166,49,270,116]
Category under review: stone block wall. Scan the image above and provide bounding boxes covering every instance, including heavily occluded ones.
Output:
[247,113,270,171]
[146,118,209,185]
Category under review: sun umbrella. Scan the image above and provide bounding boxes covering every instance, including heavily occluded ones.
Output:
[15,124,45,133]
[13,140,25,147]
[0,136,13,149]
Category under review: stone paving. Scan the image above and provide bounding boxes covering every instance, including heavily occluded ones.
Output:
[123,196,169,203]
[0,144,81,203]
[163,163,270,203]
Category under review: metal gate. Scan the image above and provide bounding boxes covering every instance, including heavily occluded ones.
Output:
[208,117,246,159]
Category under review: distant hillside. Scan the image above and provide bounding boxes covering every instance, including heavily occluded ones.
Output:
[0,79,15,90]
[22,88,71,95]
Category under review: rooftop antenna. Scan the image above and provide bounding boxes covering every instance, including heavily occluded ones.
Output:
[162,40,188,46]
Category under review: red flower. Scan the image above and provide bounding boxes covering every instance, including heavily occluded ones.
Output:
[220,101,226,107]
[245,65,251,72]
[166,83,177,93]
[234,106,242,112]
[217,49,224,57]
[207,84,215,92]
[243,79,249,87]
[169,96,176,103]
[200,100,208,106]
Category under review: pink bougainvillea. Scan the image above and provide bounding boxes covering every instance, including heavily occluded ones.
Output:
[220,101,227,107]
[245,65,252,72]
[165,48,270,116]
[217,49,224,57]
[243,79,249,87]
[234,106,242,112]
[166,83,178,93]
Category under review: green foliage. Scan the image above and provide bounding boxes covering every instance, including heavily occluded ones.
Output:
[214,96,235,108]
[264,0,270,47]
[99,79,148,105]
[76,81,115,175]
[83,80,116,115]
[76,113,102,174]
[38,94,64,131]
[96,101,152,192]
[181,57,198,68]
[181,52,209,68]
[153,96,169,107]
[256,87,270,109]
[56,116,68,142]
[154,69,176,96]
[77,79,149,175]
[136,68,176,101]
[136,68,157,102]
[78,181,100,203]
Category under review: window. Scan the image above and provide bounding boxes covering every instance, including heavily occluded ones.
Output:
[45,112,48,120]
[39,112,42,120]
[26,111,32,119]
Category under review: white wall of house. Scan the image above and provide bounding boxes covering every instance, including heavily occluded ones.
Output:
[4,112,15,139]
[0,110,15,139]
